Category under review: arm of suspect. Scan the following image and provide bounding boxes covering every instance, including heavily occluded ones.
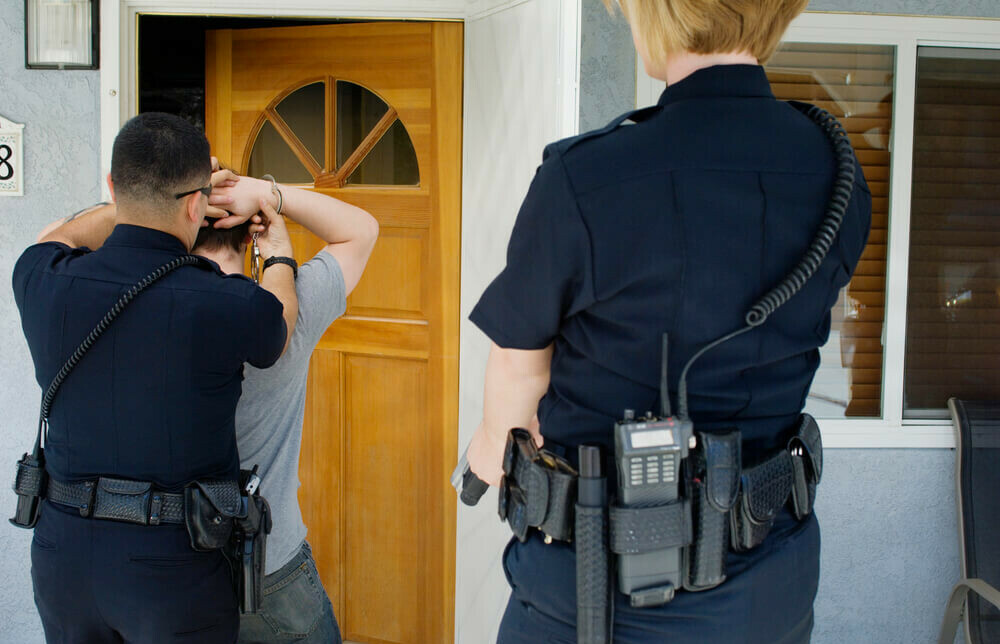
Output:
[210,177,379,295]
[252,198,298,356]
[466,342,553,486]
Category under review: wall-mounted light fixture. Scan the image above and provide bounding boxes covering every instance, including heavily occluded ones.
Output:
[25,0,99,70]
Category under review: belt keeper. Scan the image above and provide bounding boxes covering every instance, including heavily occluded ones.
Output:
[149,493,163,526]
[78,480,96,518]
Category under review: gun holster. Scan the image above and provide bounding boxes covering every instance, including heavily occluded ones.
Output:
[184,475,272,614]
[233,489,271,614]
[498,428,577,543]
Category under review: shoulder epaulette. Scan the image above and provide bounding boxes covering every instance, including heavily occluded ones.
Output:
[559,105,664,154]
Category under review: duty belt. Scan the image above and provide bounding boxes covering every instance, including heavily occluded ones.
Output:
[45,476,185,525]
[497,414,823,563]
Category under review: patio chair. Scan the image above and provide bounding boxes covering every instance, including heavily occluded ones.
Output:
[937,399,1000,644]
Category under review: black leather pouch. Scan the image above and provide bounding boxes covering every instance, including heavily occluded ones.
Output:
[499,428,577,543]
[93,478,152,525]
[11,452,47,528]
[184,480,245,552]
[789,414,823,520]
[684,430,740,591]
[729,451,794,552]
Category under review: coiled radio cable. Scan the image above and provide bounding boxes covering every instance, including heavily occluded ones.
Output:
[677,104,857,420]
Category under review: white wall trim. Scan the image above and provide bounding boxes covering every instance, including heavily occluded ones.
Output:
[822,421,955,449]
[557,0,582,137]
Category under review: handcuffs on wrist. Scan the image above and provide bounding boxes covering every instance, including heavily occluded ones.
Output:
[250,174,284,285]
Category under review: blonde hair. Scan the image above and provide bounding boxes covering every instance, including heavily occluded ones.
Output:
[604,0,809,65]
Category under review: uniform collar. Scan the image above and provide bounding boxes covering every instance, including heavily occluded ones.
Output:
[103,224,189,255]
[657,64,774,106]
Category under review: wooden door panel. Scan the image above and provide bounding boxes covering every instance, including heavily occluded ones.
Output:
[344,356,427,643]
[299,349,345,622]
[207,21,461,644]
[348,227,428,318]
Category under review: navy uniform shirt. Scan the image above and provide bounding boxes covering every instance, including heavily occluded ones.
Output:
[471,65,872,461]
[13,224,286,491]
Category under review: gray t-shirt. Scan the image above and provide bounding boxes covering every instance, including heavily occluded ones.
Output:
[236,251,346,574]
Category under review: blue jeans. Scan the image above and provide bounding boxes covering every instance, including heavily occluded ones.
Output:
[238,541,341,644]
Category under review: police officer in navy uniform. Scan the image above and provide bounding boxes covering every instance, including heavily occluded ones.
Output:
[12,113,297,643]
[465,1,872,642]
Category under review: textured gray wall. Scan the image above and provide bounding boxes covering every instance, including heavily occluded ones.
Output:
[579,0,635,132]
[0,2,100,642]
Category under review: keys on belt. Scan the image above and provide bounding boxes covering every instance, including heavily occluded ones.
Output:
[46,476,185,525]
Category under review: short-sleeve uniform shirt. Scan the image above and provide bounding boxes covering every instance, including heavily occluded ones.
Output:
[12,224,286,490]
[471,65,872,460]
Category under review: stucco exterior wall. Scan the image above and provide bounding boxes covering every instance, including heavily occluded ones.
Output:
[0,3,101,643]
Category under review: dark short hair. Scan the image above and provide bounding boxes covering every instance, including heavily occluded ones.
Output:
[194,220,252,254]
[110,112,211,206]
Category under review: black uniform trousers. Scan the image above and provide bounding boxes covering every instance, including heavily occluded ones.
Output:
[31,501,239,644]
[497,508,820,644]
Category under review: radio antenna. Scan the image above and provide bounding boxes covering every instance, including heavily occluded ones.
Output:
[660,333,672,418]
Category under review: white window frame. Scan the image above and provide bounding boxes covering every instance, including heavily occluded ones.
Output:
[637,13,1000,448]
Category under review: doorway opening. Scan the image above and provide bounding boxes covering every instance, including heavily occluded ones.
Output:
[137,16,463,644]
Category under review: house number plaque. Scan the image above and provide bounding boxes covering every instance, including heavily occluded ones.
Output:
[0,115,25,197]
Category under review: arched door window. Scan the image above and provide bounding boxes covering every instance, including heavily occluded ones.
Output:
[246,80,419,187]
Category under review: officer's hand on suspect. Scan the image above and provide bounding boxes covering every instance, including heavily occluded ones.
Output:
[250,199,293,261]
[204,167,240,222]
[208,175,279,230]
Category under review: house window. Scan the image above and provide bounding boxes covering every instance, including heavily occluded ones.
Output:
[765,44,895,419]
[246,79,419,187]
[633,14,1000,445]
[903,47,1000,418]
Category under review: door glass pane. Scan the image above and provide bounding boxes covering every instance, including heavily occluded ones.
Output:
[766,43,896,418]
[336,81,389,169]
[346,119,420,186]
[274,82,326,169]
[247,120,313,184]
[904,47,1000,418]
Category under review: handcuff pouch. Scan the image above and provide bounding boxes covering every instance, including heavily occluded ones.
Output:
[184,480,244,552]
[92,478,151,525]
[684,430,740,591]
[729,451,793,552]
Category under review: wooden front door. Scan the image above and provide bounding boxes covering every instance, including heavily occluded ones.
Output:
[205,22,462,644]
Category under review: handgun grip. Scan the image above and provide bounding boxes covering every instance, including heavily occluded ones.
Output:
[460,466,489,506]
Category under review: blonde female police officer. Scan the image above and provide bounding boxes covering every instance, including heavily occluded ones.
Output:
[466,1,872,642]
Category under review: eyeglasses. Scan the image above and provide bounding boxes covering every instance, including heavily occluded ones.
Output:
[174,185,212,200]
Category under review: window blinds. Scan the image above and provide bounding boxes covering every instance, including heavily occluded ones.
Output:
[766,43,894,417]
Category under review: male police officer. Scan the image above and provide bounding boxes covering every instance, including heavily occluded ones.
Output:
[48,171,380,643]
[13,112,297,643]
[194,173,377,643]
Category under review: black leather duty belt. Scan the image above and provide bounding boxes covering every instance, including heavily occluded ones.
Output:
[498,414,823,553]
[46,477,185,525]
